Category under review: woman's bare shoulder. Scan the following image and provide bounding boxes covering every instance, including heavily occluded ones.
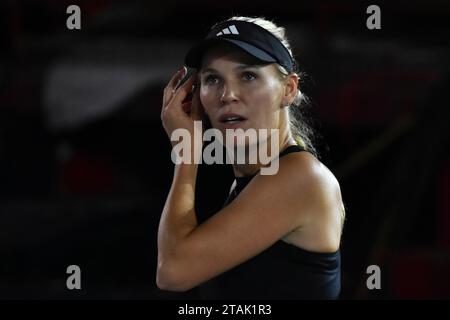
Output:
[278,151,344,252]
[251,150,342,225]
[279,151,341,196]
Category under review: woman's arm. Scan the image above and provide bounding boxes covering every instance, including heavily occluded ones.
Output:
[157,67,206,290]
[156,162,199,291]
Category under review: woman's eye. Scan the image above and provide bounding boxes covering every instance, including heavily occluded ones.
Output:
[242,72,256,81]
[204,75,219,85]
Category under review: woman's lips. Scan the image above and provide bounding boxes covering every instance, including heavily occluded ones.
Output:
[217,113,248,129]
[218,119,248,129]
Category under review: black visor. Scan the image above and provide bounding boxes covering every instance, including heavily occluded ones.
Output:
[184,20,295,73]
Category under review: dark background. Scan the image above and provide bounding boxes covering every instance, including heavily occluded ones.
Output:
[1,0,449,299]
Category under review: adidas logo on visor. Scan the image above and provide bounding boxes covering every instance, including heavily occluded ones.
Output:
[216,25,239,36]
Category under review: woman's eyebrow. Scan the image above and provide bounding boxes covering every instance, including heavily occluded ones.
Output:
[200,67,217,74]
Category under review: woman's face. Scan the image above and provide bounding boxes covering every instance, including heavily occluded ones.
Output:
[199,44,287,146]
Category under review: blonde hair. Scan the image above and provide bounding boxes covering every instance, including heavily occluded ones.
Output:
[213,16,318,157]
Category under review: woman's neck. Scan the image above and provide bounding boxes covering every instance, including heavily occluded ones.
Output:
[231,133,297,177]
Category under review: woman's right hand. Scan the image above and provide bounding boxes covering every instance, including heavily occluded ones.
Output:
[161,67,205,146]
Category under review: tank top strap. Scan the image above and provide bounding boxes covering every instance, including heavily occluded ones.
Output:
[278,144,306,158]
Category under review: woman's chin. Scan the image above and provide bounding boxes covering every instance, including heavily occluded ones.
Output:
[225,137,259,151]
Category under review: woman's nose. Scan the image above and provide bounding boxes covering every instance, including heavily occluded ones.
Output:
[220,83,239,105]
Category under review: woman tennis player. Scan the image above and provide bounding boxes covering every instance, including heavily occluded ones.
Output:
[157,16,345,299]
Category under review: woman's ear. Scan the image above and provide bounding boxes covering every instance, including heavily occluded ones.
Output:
[283,73,299,106]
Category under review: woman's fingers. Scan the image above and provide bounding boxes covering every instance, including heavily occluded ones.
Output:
[171,72,197,107]
[160,69,203,139]
[161,68,200,131]
[167,66,187,91]
[163,67,187,107]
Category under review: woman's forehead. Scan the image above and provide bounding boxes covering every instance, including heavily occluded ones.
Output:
[200,44,267,70]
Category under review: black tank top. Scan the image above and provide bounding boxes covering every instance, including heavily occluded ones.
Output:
[197,145,341,300]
